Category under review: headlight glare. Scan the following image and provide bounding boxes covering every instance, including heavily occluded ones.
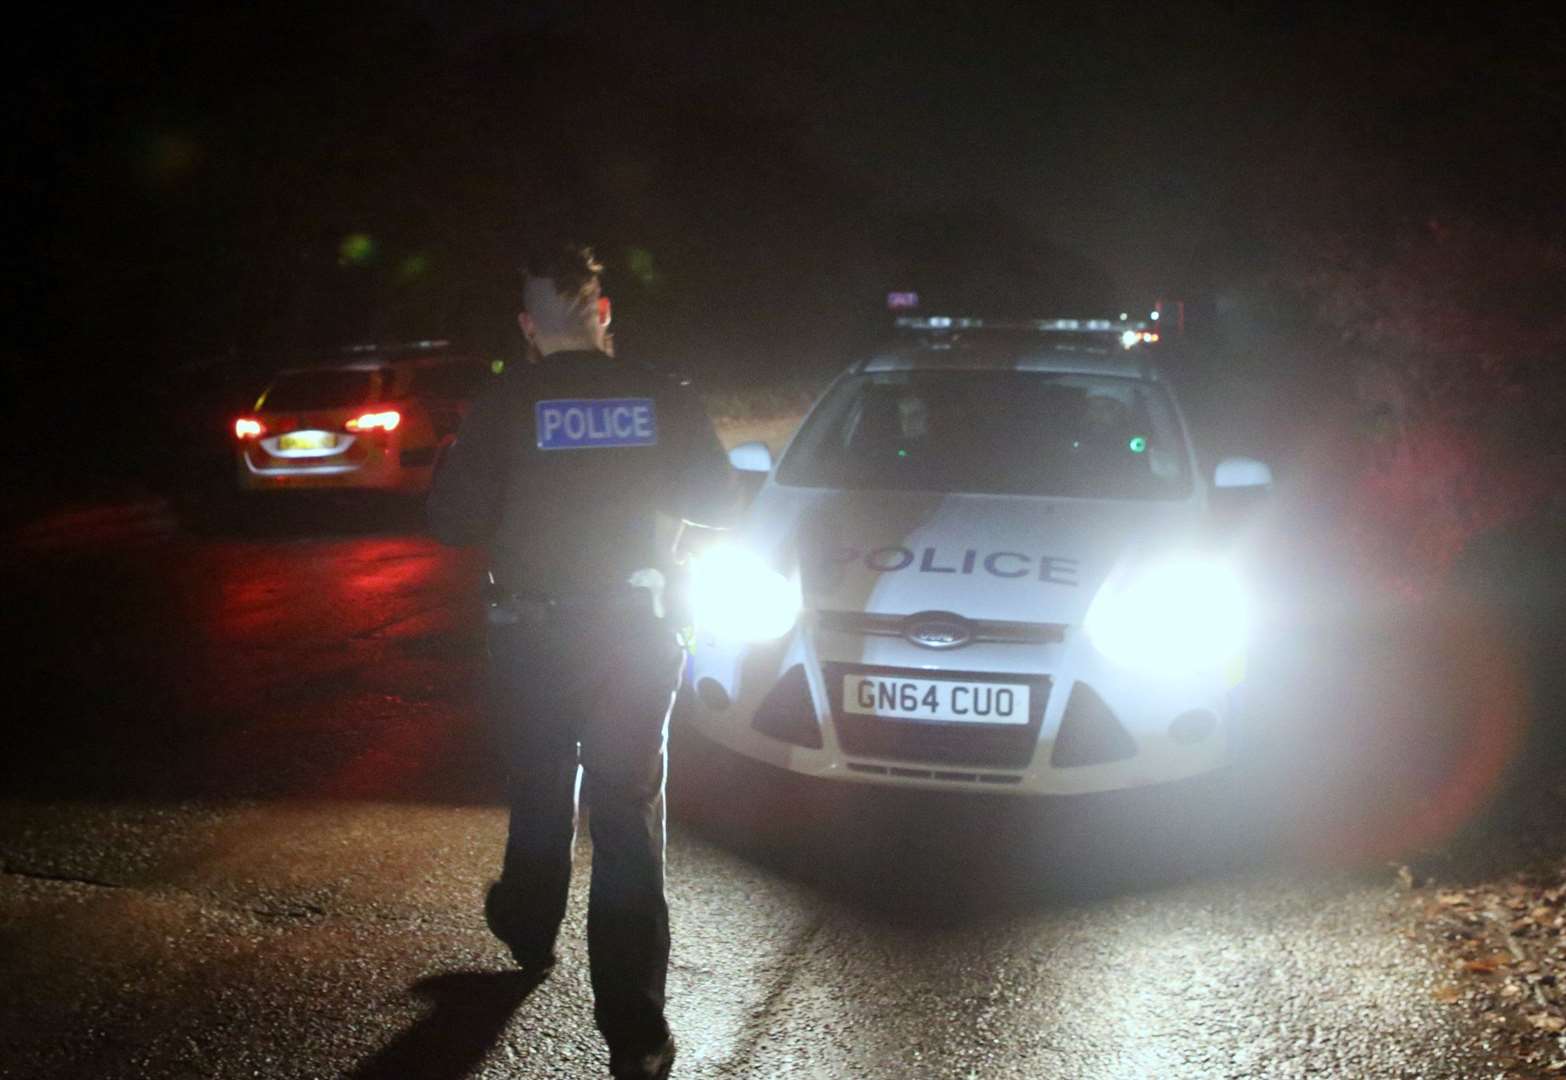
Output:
[689,544,800,643]
[1084,556,1247,674]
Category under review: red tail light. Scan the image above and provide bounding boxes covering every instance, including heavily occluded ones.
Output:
[345,409,401,433]
[234,417,265,439]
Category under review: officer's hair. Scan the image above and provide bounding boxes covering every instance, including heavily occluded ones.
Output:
[523,242,603,301]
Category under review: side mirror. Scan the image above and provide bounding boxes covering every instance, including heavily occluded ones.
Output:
[1214,456,1273,490]
[728,441,773,474]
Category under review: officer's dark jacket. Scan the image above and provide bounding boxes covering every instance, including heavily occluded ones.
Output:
[427,349,737,595]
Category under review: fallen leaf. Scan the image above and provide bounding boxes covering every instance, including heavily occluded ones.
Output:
[1432,985,1462,1003]
[1465,954,1513,974]
[1529,1014,1566,1033]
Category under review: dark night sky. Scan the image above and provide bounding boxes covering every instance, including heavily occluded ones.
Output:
[4,2,1562,393]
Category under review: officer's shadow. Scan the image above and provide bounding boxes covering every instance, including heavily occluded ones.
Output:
[346,970,545,1080]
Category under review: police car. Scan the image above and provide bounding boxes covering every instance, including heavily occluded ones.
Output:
[684,317,1273,795]
[234,342,493,495]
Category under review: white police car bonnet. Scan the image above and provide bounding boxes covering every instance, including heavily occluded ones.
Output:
[522,270,607,356]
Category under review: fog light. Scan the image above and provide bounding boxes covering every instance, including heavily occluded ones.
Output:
[1168,709,1217,744]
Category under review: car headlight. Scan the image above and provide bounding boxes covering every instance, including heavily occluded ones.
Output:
[1084,555,1247,675]
[689,544,801,643]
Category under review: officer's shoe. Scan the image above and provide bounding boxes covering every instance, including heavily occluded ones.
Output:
[483,882,558,976]
[609,1037,676,1080]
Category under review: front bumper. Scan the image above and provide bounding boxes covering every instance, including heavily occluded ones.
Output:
[686,614,1238,796]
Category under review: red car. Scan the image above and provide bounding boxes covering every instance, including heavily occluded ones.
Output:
[234,343,494,495]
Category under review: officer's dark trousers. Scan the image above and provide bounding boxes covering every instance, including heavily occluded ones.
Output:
[485,598,683,1059]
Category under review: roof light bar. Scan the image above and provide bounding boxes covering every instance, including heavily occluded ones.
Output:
[341,339,452,354]
[895,315,1151,334]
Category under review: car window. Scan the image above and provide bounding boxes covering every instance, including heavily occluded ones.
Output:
[262,369,378,411]
[410,361,488,400]
[776,370,1192,500]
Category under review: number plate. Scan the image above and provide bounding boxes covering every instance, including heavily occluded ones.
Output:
[279,431,337,451]
[841,674,1030,725]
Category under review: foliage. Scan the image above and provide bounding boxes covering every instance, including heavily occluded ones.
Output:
[1253,207,1566,594]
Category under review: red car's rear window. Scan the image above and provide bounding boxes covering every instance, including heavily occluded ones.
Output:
[262,369,377,412]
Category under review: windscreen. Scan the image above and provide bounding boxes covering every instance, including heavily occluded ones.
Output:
[776,370,1192,499]
[261,369,377,412]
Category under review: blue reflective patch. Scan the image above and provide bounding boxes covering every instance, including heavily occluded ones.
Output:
[535,398,658,450]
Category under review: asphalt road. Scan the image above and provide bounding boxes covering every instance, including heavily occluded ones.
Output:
[0,494,1506,1079]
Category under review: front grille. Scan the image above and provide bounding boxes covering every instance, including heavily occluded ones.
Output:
[847,762,1024,785]
[824,663,1048,769]
[816,610,1064,646]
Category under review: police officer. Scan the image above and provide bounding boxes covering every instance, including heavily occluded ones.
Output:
[428,242,734,1080]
